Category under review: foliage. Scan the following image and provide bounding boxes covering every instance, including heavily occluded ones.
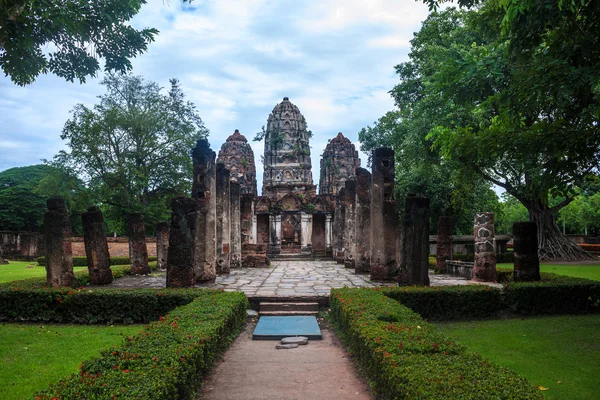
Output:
[0,0,158,86]
[437,315,600,400]
[503,273,600,315]
[449,252,514,263]
[34,291,247,400]
[358,10,502,235]
[0,323,141,400]
[496,193,529,234]
[409,3,600,260]
[558,191,600,235]
[0,165,87,233]
[381,285,503,321]
[54,74,208,231]
[36,255,157,267]
[329,288,541,399]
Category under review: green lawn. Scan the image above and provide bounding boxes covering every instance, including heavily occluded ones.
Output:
[437,315,600,400]
[0,323,142,400]
[0,260,86,283]
[498,262,600,281]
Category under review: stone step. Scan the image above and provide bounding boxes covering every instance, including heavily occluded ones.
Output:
[259,310,319,316]
[260,302,319,312]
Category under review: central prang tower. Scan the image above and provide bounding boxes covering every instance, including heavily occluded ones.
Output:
[262,97,316,200]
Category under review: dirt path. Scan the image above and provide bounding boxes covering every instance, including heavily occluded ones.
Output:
[197,320,373,400]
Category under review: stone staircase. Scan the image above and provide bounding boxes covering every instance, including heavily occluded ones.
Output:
[259,301,320,316]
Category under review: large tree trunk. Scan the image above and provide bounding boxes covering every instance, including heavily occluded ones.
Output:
[528,203,596,261]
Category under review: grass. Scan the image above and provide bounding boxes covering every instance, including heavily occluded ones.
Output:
[0,323,142,400]
[497,262,600,281]
[0,260,87,283]
[437,315,600,400]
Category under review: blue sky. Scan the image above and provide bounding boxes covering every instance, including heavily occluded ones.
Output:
[0,0,433,194]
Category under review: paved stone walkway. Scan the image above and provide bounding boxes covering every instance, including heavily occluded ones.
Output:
[101,260,496,293]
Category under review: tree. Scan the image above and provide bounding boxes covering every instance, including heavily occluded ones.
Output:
[54,73,208,268]
[359,9,501,236]
[496,193,529,235]
[1,0,158,86]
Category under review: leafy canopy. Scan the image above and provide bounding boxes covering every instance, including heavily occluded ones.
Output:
[54,73,208,231]
[0,0,158,86]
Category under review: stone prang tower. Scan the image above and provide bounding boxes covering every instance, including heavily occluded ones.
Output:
[319,132,361,195]
[217,129,258,196]
[262,97,316,200]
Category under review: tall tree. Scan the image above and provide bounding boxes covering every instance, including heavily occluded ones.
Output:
[359,9,501,235]
[54,73,208,268]
[1,0,159,86]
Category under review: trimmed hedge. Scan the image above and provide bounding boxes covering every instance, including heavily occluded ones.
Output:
[34,291,248,400]
[504,273,600,315]
[381,285,503,321]
[330,288,541,400]
[37,255,158,267]
[451,252,514,263]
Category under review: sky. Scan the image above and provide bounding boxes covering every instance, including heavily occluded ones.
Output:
[0,0,435,194]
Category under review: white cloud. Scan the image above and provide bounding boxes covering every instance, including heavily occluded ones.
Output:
[0,0,433,191]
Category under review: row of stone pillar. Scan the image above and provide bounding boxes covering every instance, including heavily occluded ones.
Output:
[333,148,431,284]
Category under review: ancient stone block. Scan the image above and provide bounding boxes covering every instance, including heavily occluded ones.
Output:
[436,216,453,273]
[472,212,496,282]
[156,221,169,270]
[399,195,430,286]
[354,168,371,273]
[44,197,76,287]
[166,196,196,288]
[230,181,242,269]
[319,132,361,195]
[369,148,399,281]
[333,188,346,264]
[300,213,313,253]
[192,139,217,282]
[269,214,282,255]
[127,213,150,275]
[216,163,231,275]
[81,206,112,285]
[343,179,357,269]
[513,222,540,281]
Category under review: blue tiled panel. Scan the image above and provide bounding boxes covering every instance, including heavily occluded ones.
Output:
[252,316,322,340]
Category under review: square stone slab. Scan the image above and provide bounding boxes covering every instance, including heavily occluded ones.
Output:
[252,316,322,340]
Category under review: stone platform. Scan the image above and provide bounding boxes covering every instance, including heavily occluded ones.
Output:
[100,260,495,304]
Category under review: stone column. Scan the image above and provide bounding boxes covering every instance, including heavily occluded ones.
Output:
[333,189,346,264]
[81,206,112,285]
[472,212,497,282]
[436,216,453,273]
[325,214,333,255]
[166,196,196,288]
[127,213,149,275]
[156,222,169,270]
[240,194,254,245]
[269,214,281,254]
[513,222,540,281]
[301,213,313,253]
[370,148,399,281]
[343,179,357,269]
[355,168,371,274]
[230,181,242,269]
[216,163,231,275]
[251,214,257,244]
[44,197,76,287]
[192,139,217,282]
[399,195,430,285]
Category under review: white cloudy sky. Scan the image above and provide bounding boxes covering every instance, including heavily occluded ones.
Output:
[0,0,434,194]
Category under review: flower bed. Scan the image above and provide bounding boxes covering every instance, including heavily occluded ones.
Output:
[330,288,541,399]
[34,291,248,400]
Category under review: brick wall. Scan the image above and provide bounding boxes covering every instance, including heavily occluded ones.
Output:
[70,237,157,258]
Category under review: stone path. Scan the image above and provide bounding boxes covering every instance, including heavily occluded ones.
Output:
[101,259,497,293]
[197,321,373,400]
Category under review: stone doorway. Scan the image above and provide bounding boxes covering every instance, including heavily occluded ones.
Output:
[281,213,300,246]
[256,214,270,245]
[312,214,326,251]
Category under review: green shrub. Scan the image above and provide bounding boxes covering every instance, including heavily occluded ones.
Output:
[427,256,436,269]
[381,285,503,321]
[330,288,541,400]
[503,273,600,315]
[448,253,513,263]
[37,255,158,267]
[496,267,513,283]
[35,291,248,400]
